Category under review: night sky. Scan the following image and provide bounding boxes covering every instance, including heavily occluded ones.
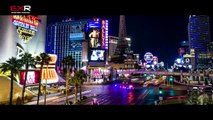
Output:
[47,16,213,67]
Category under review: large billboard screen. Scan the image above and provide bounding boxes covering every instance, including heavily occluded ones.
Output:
[69,22,86,40]
[70,32,85,40]
[20,71,40,85]
[87,28,101,48]
[89,49,106,62]
[86,19,109,49]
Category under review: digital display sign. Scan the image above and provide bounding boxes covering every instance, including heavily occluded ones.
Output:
[70,32,85,40]
[87,20,101,29]
[101,20,109,49]
[86,19,109,49]
[89,49,106,62]
[20,71,40,85]
[144,52,154,63]
[11,15,40,43]
[69,42,82,51]
[88,28,102,49]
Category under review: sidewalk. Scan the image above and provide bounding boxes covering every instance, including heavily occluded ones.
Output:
[26,90,91,105]
[31,92,63,101]
[160,84,187,91]
[174,80,212,88]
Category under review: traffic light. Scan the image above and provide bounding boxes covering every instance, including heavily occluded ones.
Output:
[158,87,163,95]
[143,74,147,77]
[159,90,163,94]
[169,76,174,82]
[158,87,163,100]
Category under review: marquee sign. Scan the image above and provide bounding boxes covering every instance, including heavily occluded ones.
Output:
[11,15,40,43]
[101,20,109,49]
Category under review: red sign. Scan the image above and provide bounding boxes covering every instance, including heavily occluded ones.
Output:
[11,15,40,43]
[20,71,40,85]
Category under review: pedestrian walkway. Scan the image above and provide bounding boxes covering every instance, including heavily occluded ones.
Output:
[174,80,212,88]
[31,92,63,101]
[160,84,187,91]
[25,90,91,105]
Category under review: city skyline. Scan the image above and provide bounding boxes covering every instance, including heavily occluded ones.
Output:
[47,16,213,66]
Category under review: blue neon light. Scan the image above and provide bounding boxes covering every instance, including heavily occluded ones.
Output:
[88,21,101,28]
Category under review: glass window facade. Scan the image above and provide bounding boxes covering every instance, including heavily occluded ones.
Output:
[46,19,90,70]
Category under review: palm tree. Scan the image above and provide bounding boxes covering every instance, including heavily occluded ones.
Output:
[78,70,86,100]
[35,53,51,105]
[0,57,22,105]
[20,53,36,104]
[69,70,86,104]
[62,55,75,104]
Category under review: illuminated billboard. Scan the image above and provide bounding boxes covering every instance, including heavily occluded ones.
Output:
[70,32,85,40]
[86,18,109,49]
[11,15,40,43]
[20,71,40,85]
[35,54,59,84]
[144,52,154,63]
[89,49,106,62]
[69,42,82,51]
[101,20,109,49]
[0,15,46,63]
[87,28,101,48]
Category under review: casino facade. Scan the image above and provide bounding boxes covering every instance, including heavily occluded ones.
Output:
[0,15,59,85]
[0,15,47,63]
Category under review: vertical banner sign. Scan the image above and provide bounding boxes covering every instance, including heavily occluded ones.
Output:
[101,20,105,49]
[101,20,109,49]
[105,20,109,49]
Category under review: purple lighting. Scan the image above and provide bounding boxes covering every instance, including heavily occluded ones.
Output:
[105,20,109,49]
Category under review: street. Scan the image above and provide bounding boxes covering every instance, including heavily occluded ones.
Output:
[79,83,187,105]
[25,79,187,105]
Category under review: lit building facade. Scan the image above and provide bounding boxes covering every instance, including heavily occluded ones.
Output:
[109,36,119,58]
[46,19,90,70]
[0,15,47,63]
[109,36,132,61]
[0,15,59,85]
[188,15,211,68]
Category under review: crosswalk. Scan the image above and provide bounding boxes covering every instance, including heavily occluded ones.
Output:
[82,94,112,105]
[25,90,91,105]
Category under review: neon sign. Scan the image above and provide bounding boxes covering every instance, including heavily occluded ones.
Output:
[20,71,40,85]
[101,20,109,49]
[11,15,40,43]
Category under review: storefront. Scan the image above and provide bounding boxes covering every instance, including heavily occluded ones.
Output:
[87,66,111,83]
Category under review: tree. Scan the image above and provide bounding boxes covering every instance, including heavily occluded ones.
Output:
[35,53,51,105]
[69,70,84,104]
[0,57,22,105]
[62,56,75,104]
[186,92,199,105]
[20,52,36,104]
[77,70,86,100]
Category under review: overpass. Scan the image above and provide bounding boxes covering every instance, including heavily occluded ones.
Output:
[116,70,213,78]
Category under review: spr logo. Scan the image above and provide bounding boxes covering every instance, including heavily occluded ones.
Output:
[10,5,31,14]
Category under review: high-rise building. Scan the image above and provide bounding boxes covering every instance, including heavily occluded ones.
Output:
[109,36,119,58]
[46,19,90,69]
[115,15,130,56]
[188,15,211,68]
[109,36,132,61]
